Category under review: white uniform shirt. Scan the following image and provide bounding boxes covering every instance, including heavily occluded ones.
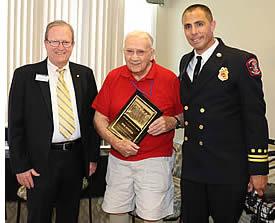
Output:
[187,38,219,82]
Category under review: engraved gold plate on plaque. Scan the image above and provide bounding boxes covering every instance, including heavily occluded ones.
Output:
[108,90,162,144]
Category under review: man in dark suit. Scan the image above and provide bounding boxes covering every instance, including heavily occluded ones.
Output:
[179,4,269,223]
[8,20,99,223]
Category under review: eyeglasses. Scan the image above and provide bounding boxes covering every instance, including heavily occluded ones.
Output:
[46,40,73,48]
[124,48,151,57]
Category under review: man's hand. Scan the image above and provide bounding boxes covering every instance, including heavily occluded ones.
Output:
[248,175,268,197]
[113,139,140,157]
[89,162,97,176]
[93,111,139,157]
[148,116,176,136]
[16,169,40,189]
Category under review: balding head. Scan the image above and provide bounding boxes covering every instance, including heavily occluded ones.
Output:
[124,31,154,49]
[123,31,155,81]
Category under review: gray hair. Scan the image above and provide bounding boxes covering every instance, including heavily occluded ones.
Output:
[44,20,75,43]
[124,31,154,48]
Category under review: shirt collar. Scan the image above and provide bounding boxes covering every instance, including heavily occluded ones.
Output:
[194,38,219,63]
[47,58,69,73]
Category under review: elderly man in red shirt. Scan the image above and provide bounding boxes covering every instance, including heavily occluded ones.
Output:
[92,31,183,223]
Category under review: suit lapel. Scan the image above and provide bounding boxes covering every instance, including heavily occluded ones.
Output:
[69,63,82,116]
[37,59,53,121]
[180,52,194,104]
[190,41,225,99]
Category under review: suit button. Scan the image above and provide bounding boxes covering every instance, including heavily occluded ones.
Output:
[199,124,204,130]
[200,107,205,113]
[184,136,188,141]
[199,141,203,146]
[184,121,188,126]
[184,106,189,111]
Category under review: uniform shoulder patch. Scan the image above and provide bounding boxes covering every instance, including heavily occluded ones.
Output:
[246,57,262,77]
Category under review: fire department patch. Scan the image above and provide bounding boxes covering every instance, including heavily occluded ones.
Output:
[246,58,262,77]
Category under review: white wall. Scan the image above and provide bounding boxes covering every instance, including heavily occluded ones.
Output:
[155,0,275,139]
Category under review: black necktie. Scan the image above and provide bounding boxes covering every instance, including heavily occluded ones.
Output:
[193,56,202,82]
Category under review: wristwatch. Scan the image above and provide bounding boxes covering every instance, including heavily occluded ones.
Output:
[174,116,182,129]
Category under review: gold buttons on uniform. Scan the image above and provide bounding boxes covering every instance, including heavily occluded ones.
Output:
[199,124,204,130]
[184,136,188,141]
[200,107,205,113]
[199,141,203,146]
[184,121,189,126]
[184,106,189,111]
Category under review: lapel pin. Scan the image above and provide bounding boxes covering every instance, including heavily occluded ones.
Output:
[218,67,229,81]
[216,52,222,58]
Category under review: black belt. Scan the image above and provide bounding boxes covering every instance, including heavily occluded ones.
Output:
[51,138,81,151]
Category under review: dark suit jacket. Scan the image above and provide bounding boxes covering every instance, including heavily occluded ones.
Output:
[8,59,100,177]
[179,38,269,184]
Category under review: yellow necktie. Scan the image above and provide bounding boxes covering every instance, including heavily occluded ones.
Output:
[57,69,76,139]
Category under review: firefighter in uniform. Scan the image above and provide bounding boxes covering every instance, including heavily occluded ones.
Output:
[179,4,269,223]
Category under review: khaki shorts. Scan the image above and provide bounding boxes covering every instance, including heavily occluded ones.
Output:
[102,154,174,220]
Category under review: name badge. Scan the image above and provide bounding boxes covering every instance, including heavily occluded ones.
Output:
[35,74,49,82]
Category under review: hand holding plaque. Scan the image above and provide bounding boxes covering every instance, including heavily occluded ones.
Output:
[108,90,162,144]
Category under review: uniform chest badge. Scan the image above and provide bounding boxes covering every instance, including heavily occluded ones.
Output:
[218,67,229,81]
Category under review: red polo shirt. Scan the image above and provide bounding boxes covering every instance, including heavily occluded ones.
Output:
[92,60,183,161]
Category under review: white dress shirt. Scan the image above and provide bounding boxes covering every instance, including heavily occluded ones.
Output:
[187,38,219,82]
[47,59,81,143]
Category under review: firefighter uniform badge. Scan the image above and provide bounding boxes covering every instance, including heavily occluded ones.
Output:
[218,67,229,81]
